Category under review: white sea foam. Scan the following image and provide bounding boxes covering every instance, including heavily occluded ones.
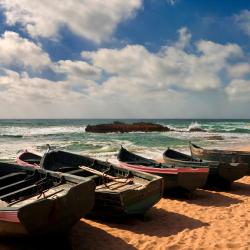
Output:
[188,121,202,131]
[0,126,86,137]
[163,121,204,132]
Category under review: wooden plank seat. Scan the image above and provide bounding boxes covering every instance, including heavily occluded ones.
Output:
[63,169,100,181]
[66,169,85,175]
[0,177,38,196]
[88,174,99,180]
[0,183,39,201]
[96,181,141,191]
[0,172,27,182]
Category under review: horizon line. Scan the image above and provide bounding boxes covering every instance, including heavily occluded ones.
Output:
[0,118,250,120]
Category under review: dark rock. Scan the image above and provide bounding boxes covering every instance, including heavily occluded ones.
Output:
[113,121,125,124]
[206,135,224,140]
[189,127,206,132]
[85,122,171,133]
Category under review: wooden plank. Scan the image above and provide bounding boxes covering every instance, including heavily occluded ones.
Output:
[0,184,37,200]
[79,166,133,184]
[66,169,85,175]
[0,172,26,181]
[0,178,36,194]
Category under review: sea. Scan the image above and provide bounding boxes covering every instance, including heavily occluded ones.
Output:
[1,119,250,163]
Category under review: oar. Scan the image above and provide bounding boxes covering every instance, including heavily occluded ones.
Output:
[79,166,133,184]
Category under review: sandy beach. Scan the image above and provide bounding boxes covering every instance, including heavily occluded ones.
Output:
[70,176,250,250]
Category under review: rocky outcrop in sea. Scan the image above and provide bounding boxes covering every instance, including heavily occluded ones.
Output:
[85,122,207,133]
[85,122,171,133]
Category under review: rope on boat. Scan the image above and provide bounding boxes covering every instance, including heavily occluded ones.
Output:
[7,175,65,206]
[80,161,134,189]
[103,163,134,189]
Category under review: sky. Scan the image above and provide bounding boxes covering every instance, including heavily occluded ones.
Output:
[0,0,250,119]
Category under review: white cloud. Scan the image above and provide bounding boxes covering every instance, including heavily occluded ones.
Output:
[227,63,250,78]
[0,31,51,70]
[55,60,102,81]
[174,27,191,49]
[0,27,249,118]
[0,69,82,103]
[235,10,250,37]
[0,68,96,118]
[82,28,243,92]
[226,79,250,101]
[0,0,142,43]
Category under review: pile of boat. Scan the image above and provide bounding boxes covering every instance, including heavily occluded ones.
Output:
[0,142,249,236]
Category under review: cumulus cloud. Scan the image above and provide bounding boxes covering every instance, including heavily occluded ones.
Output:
[0,0,142,43]
[0,27,249,118]
[0,68,98,117]
[227,63,250,78]
[226,79,250,101]
[0,69,83,103]
[55,60,102,81]
[82,28,243,93]
[235,10,250,37]
[0,31,51,70]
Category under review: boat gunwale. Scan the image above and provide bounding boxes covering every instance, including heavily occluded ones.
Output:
[118,162,209,174]
[163,148,219,167]
[190,142,250,156]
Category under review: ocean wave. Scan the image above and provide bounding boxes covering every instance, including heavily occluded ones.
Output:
[188,121,202,131]
[0,134,23,138]
[0,126,86,137]
[218,128,250,133]
[165,121,205,132]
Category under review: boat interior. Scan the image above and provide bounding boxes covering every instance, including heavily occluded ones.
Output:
[19,152,41,165]
[165,149,201,162]
[0,163,65,207]
[118,147,159,166]
[40,151,141,191]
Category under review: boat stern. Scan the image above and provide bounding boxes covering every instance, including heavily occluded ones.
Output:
[218,162,248,182]
[121,175,164,216]
[17,178,95,235]
[177,168,209,192]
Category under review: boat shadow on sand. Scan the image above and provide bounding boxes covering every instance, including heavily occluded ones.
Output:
[184,189,242,207]
[69,220,136,250]
[90,208,209,238]
[0,221,137,250]
[224,181,250,197]
[0,234,72,250]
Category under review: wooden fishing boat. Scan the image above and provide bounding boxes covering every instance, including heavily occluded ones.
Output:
[17,150,41,168]
[17,150,163,217]
[190,142,250,175]
[117,147,209,193]
[163,148,248,187]
[0,162,95,236]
